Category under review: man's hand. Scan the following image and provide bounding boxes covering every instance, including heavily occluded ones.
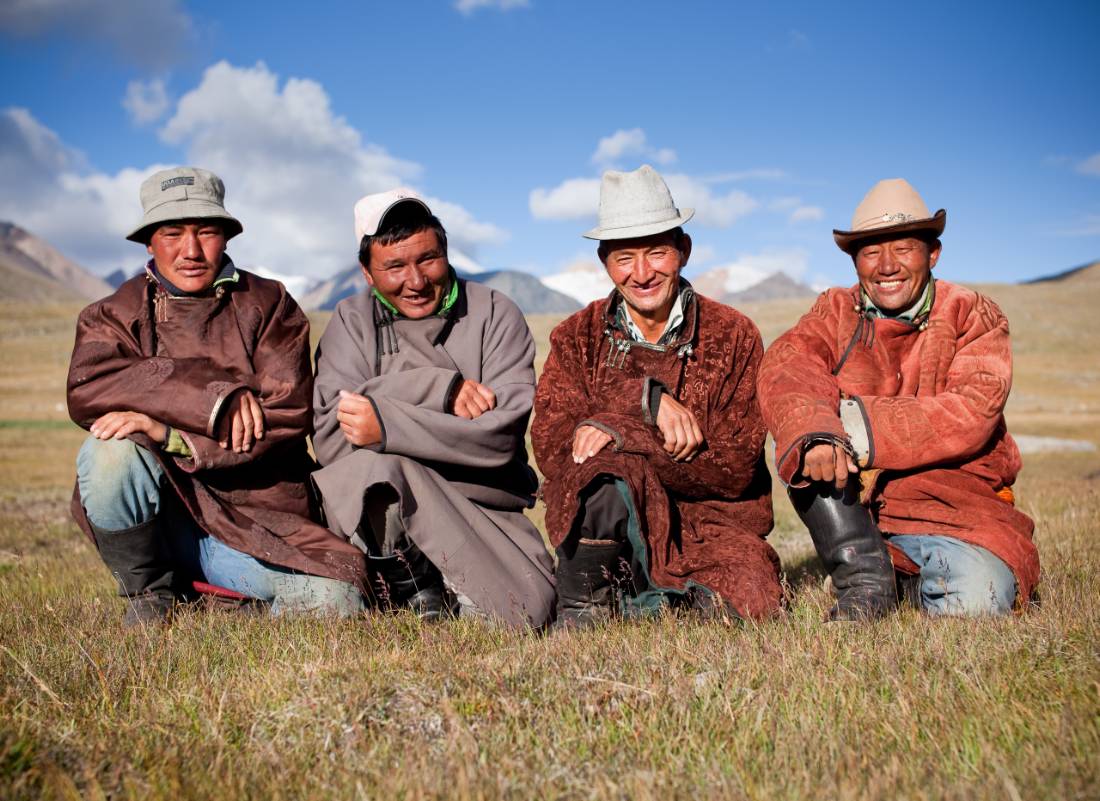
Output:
[655,395,704,461]
[90,411,167,444]
[337,390,382,447]
[216,390,265,452]
[450,379,497,420]
[801,442,858,489]
[572,425,614,464]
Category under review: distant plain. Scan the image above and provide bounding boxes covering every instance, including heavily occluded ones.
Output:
[1,267,1098,800]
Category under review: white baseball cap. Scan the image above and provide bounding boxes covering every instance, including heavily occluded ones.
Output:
[353,188,432,244]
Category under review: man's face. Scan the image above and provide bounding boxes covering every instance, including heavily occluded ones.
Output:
[147,220,228,294]
[854,236,940,312]
[363,229,449,319]
[601,231,690,320]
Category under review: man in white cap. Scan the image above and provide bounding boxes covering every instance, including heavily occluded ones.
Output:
[68,166,366,625]
[310,189,555,628]
[532,165,782,627]
[757,178,1039,619]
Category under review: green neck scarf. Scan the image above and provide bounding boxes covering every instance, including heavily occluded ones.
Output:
[862,278,934,322]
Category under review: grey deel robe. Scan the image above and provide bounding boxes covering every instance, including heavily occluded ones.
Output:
[312,279,555,628]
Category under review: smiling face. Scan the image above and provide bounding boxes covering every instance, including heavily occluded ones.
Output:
[601,230,691,327]
[854,235,940,313]
[363,228,450,319]
[147,220,228,293]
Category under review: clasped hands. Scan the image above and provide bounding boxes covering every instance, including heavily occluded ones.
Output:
[336,378,496,447]
[572,394,704,464]
[89,389,266,453]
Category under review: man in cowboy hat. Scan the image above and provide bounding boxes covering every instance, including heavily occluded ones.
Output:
[757,178,1038,619]
[68,166,366,625]
[310,189,555,628]
[531,165,781,627]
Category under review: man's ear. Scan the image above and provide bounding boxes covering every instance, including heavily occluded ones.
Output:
[359,263,375,287]
[678,233,693,266]
[928,242,942,270]
[146,243,154,256]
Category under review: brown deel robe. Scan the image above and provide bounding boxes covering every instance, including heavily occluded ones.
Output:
[67,269,366,588]
[311,280,555,629]
[532,290,782,619]
[757,279,1039,604]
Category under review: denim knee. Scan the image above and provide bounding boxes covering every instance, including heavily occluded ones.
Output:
[891,534,1017,617]
[76,436,164,530]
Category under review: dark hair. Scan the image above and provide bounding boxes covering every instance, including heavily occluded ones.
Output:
[597,226,687,263]
[358,203,448,270]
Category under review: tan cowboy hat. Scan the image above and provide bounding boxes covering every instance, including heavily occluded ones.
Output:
[583,164,694,241]
[833,178,945,254]
[126,166,243,244]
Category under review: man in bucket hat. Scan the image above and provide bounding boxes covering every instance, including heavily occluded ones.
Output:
[757,178,1039,619]
[532,165,781,627]
[309,189,555,628]
[67,167,366,625]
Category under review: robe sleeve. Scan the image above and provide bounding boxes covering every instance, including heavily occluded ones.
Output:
[312,301,461,467]
[67,295,246,438]
[531,318,594,481]
[173,288,318,471]
[370,295,534,467]
[850,294,1013,471]
[756,293,849,486]
[582,317,770,499]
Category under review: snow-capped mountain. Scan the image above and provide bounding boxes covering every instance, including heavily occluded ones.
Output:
[540,259,613,305]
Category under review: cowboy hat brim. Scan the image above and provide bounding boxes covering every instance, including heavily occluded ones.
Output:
[833,209,946,255]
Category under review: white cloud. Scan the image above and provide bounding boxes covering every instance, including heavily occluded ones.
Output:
[789,205,824,223]
[529,177,600,220]
[0,0,193,68]
[123,78,170,125]
[663,174,758,227]
[591,128,677,167]
[455,0,530,14]
[0,62,507,279]
[1075,153,1100,177]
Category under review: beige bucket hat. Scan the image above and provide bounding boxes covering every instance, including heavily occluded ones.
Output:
[583,164,694,241]
[126,167,243,243]
[833,178,945,254]
[353,187,432,244]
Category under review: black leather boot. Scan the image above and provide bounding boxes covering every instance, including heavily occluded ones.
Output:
[789,482,898,621]
[367,538,453,622]
[91,516,176,627]
[553,538,622,630]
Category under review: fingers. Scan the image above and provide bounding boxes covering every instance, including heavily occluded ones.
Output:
[572,426,612,463]
[472,382,497,410]
[231,408,245,452]
[833,446,848,490]
[246,392,265,440]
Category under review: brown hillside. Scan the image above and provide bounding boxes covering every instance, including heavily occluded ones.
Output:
[0,221,112,301]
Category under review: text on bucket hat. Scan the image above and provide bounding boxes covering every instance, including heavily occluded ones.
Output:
[126,167,243,244]
[833,178,946,255]
[353,188,432,245]
[583,165,694,241]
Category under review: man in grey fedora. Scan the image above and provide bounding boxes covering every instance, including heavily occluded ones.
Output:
[532,165,782,627]
[757,178,1039,620]
[67,166,367,625]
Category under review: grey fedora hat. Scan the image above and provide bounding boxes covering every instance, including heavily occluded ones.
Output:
[126,166,244,244]
[583,164,694,241]
[833,178,945,255]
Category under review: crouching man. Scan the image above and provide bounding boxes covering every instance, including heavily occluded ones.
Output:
[532,166,781,627]
[310,189,555,628]
[757,178,1039,619]
[68,167,366,625]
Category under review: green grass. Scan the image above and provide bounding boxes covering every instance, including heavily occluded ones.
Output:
[1,277,1099,800]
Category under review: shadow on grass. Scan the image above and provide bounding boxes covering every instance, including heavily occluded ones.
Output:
[782,550,826,594]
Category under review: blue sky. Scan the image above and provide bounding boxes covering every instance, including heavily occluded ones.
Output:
[1,0,1097,291]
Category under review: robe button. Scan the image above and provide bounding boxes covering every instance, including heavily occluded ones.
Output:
[896,371,902,380]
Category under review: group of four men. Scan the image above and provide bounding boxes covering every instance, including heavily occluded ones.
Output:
[67,164,1039,628]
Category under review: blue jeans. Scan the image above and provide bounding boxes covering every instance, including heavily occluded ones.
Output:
[890,534,1016,617]
[76,437,364,617]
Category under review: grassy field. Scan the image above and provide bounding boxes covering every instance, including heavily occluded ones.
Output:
[1,271,1098,800]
